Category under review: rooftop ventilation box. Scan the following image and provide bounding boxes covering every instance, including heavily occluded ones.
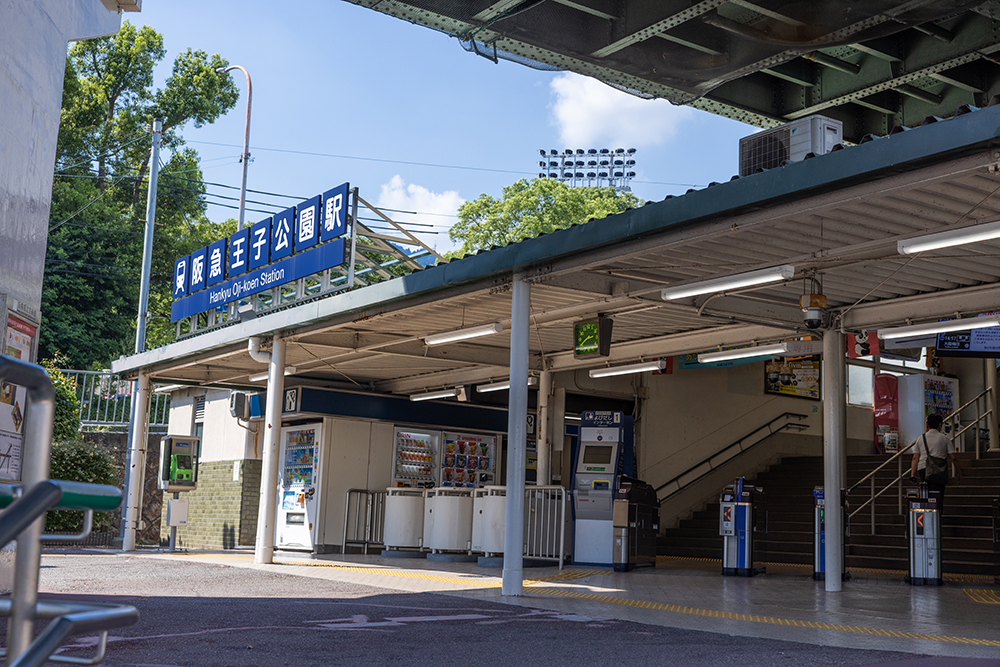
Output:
[739,115,843,177]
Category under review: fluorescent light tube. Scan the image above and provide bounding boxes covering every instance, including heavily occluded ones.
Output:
[698,341,820,363]
[660,265,795,300]
[589,359,665,378]
[409,388,459,402]
[898,220,1000,254]
[878,316,1000,340]
[424,323,503,346]
[248,366,297,382]
[476,376,539,393]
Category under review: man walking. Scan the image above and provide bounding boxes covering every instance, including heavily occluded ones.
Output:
[909,414,962,508]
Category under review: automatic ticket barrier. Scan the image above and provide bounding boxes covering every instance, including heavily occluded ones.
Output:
[813,486,848,581]
[992,497,999,585]
[906,484,942,586]
[612,476,658,572]
[719,478,765,576]
[573,410,634,565]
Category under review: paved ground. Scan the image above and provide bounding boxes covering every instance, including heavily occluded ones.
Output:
[13,549,998,666]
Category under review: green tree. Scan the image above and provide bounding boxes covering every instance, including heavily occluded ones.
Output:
[41,22,240,368]
[40,354,82,445]
[448,178,642,256]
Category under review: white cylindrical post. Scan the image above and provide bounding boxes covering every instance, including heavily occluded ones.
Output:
[503,276,530,596]
[255,334,286,564]
[536,370,553,486]
[122,372,151,552]
[823,331,846,592]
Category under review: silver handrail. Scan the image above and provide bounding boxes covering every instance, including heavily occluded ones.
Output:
[944,387,991,460]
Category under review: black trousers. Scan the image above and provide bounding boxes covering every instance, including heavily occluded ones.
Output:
[918,469,947,510]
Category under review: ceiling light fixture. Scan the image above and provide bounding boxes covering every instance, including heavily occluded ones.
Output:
[476,376,539,393]
[588,359,665,378]
[660,265,795,300]
[409,388,460,402]
[248,366,298,382]
[697,341,820,363]
[878,316,1000,340]
[897,220,1000,254]
[424,323,503,346]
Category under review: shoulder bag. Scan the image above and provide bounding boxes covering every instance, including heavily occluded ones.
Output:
[922,434,949,485]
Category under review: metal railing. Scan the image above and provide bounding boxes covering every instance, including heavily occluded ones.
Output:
[945,387,992,460]
[342,488,386,554]
[0,356,139,666]
[58,369,170,433]
[654,412,810,503]
[847,442,916,534]
[523,485,568,568]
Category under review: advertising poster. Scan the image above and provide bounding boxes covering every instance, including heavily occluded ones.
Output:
[0,313,34,481]
[765,356,821,400]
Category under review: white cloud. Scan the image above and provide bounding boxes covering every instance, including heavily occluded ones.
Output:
[375,176,464,254]
[550,73,695,149]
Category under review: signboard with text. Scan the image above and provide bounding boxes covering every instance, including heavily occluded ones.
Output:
[171,182,350,322]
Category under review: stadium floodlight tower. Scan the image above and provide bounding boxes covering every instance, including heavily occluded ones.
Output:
[537,148,637,190]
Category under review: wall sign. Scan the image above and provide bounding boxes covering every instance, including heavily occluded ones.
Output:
[171,182,350,322]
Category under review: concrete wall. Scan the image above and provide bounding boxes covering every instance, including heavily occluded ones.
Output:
[0,1,120,312]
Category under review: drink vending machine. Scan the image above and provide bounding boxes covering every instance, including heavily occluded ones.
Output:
[275,423,323,551]
[812,486,848,581]
[572,410,634,565]
[906,484,942,586]
[391,427,499,488]
[719,477,766,576]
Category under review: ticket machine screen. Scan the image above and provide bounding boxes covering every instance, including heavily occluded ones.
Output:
[582,445,613,464]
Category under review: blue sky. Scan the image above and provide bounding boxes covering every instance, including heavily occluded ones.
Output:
[136,0,756,252]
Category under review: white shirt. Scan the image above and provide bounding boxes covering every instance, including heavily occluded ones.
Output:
[914,428,953,471]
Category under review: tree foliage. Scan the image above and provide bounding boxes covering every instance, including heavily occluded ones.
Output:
[41,22,240,368]
[46,440,118,532]
[40,353,81,445]
[448,178,642,256]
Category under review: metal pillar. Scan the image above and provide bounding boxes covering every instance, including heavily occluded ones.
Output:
[122,373,150,552]
[536,370,553,486]
[503,276,530,596]
[135,119,161,354]
[220,66,252,229]
[2,359,55,663]
[255,334,286,564]
[823,331,846,592]
[986,358,999,451]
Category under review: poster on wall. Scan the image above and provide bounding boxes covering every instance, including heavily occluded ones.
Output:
[0,313,35,482]
[764,356,821,400]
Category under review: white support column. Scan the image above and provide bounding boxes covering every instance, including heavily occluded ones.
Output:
[503,275,530,596]
[255,333,286,564]
[986,358,999,452]
[122,372,150,552]
[823,331,846,592]
[536,370,553,486]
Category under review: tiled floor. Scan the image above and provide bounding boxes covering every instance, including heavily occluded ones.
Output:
[134,550,1000,659]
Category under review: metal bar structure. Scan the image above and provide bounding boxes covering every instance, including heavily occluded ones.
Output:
[58,369,170,433]
[342,488,386,554]
[523,486,567,569]
[945,386,992,460]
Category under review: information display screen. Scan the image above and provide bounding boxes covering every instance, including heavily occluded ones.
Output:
[936,325,1000,357]
[582,445,613,465]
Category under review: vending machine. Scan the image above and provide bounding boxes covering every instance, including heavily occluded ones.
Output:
[391,427,500,489]
[391,427,440,487]
[898,374,959,449]
[441,431,498,488]
[275,423,323,551]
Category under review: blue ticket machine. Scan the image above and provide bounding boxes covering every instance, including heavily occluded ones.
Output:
[813,486,848,581]
[572,410,634,565]
[720,477,764,576]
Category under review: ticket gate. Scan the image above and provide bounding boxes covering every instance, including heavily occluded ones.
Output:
[813,486,848,581]
[905,484,942,586]
[992,497,999,585]
[612,476,658,572]
[719,478,765,576]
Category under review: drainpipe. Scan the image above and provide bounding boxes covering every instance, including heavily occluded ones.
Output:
[248,336,270,364]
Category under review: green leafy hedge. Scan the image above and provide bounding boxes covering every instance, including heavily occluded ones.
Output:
[40,354,80,444]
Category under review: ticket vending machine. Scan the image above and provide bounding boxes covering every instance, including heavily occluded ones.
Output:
[812,486,848,581]
[572,410,634,565]
[719,477,765,576]
[275,423,323,551]
[906,484,942,586]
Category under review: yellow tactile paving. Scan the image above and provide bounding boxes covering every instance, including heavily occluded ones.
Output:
[529,587,1000,647]
[963,588,1000,604]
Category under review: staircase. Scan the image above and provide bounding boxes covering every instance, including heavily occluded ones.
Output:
[659,451,1000,576]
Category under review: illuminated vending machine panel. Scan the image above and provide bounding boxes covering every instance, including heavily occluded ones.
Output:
[898,374,959,447]
[441,432,497,488]
[392,428,440,487]
[275,424,322,550]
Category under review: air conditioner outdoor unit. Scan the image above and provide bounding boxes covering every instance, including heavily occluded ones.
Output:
[738,115,843,177]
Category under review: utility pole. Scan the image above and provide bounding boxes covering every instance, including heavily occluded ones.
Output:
[121,118,161,549]
[219,66,252,229]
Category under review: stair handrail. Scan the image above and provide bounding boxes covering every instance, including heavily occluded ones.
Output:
[847,441,915,496]
[654,412,809,503]
[944,386,992,460]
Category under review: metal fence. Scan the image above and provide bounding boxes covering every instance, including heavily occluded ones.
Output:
[58,370,170,433]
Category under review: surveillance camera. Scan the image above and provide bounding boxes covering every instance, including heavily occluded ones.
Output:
[799,294,828,330]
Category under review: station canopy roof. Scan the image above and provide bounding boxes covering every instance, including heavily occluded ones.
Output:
[114,104,1000,396]
[345,0,1000,143]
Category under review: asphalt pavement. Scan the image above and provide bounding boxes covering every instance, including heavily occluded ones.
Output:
[18,551,996,667]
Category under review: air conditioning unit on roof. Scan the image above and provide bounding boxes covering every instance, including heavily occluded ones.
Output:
[738,115,843,177]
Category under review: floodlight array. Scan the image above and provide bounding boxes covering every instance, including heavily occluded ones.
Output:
[536,148,637,191]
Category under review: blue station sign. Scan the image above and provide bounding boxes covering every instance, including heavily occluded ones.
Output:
[171,182,349,322]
